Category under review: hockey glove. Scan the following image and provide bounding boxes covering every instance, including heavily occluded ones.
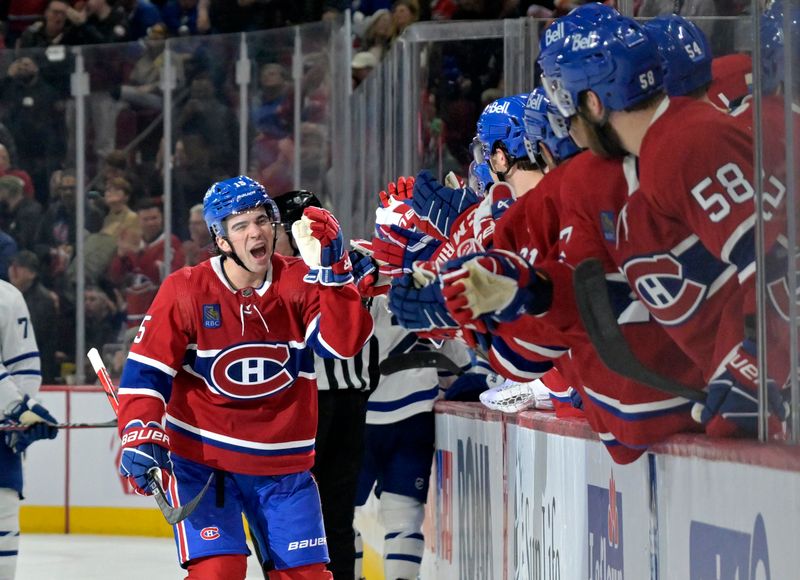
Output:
[372,225,440,278]
[440,250,552,325]
[293,207,354,286]
[411,170,481,242]
[444,372,504,402]
[119,420,173,495]
[692,340,789,438]
[388,274,459,332]
[3,395,58,454]
[379,175,415,208]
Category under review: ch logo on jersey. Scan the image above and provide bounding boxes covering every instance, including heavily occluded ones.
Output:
[209,343,294,399]
[623,254,706,326]
[200,527,220,540]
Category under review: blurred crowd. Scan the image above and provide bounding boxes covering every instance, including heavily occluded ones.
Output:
[0,0,752,385]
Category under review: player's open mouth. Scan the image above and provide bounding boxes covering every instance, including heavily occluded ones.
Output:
[251,246,267,259]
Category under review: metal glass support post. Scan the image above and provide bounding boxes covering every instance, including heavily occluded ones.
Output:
[236,33,251,176]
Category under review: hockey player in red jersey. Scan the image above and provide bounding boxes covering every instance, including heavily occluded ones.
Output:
[115,176,373,580]
[538,9,789,437]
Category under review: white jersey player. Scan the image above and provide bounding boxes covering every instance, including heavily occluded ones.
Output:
[354,295,470,580]
[0,280,58,580]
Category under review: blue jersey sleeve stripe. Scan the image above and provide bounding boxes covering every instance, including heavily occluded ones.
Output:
[120,359,173,401]
[3,351,40,366]
[583,388,693,420]
[367,385,440,412]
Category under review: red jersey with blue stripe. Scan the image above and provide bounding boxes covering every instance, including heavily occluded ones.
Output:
[118,254,374,476]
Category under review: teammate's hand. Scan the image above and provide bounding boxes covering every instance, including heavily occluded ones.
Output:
[387,274,459,332]
[444,372,504,402]
[119,420,173,495]
[440,250,552,325]
[3,395,58,454]
[293,207,354,286]
[692,341,789,438]
[371,225,440,277]
[411,170,481,242]
[378,175,415,208]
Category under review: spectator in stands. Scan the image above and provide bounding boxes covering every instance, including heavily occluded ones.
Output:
[250,63,292,139]
[0,175,41,251]
[160,0,205,36]
[0,226,18,282]
[62,0,130,162]
[363,8,393,61]
[3,0,48,46]
[83,283,125,364]
[101,177,141,243]
[391,0,418,36]
[249,130,294,198]
[351,51,377,89]
[207,0,289,33]
[106,197,184,328]
[181,203,212,266]
[353,0,392,16]
[0,144,34,200]
[119,0,164,41]
[8,250,59,383]
[16,0,74,94]
[1,56,66,204]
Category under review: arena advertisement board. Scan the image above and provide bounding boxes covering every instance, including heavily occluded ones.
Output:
[506,423,587,579]
[656,453,800,580]
[433,408,505,580]
[584,441,652,580]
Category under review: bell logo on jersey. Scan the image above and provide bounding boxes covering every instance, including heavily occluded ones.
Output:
[623,254,706,326]
[209,343,294,399]
[200,527,220,541]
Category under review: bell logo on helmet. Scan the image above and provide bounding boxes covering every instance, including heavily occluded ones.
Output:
[571,32,599,51]
[527,90,545,111]
[544,22,565,47]
[485,101,510,115]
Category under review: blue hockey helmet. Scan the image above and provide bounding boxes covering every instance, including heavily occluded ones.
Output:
[203,176,280,238]
[541,14,664,117]
[537,4,619,77]
[474,94,530,164]
[523,87,581,167]
[643,14,712,97]
[761,1,800,95]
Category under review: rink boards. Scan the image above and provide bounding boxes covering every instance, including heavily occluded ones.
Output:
[20,387,800,579]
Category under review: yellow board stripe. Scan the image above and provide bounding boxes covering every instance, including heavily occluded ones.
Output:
[20,506,173,537]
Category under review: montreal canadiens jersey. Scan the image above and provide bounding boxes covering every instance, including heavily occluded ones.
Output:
[362,296,471,425]
[118,254,374,476]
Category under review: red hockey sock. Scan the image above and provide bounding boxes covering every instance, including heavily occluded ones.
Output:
[268,563,333,580]
[185,554,248,580]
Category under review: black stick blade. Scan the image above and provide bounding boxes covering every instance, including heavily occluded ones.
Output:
[573,258,705,403]
[379,351,463,377]
[148,472,213,526]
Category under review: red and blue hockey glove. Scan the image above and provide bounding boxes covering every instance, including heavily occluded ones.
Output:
[388,274,459,332]
[349,239,391,297]
[293,207,354,286]
[119,420,173,495]
[692,340,789,438]
[379,175,415,208]
[3,395,58,454]
[372,225,440,278]
[444,372,505,402]
[411,170,481,242]
[440,250,552,325]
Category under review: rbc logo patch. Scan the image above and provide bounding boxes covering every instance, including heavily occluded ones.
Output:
[200,527,220,540]
[600,211,616,242]
[203,304,221,328]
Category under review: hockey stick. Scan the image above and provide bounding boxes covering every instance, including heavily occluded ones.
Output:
[0,419,117,431]
[573,258,706,403]
[87,348,212,525]
[379,351,464,376]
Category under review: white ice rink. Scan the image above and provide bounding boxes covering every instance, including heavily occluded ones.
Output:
[16,534,266,579]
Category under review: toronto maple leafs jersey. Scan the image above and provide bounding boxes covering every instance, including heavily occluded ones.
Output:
[117,254,374,476]
[0,280,42,492]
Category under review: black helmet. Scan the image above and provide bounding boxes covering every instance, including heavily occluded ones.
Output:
[274,190,322,226]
